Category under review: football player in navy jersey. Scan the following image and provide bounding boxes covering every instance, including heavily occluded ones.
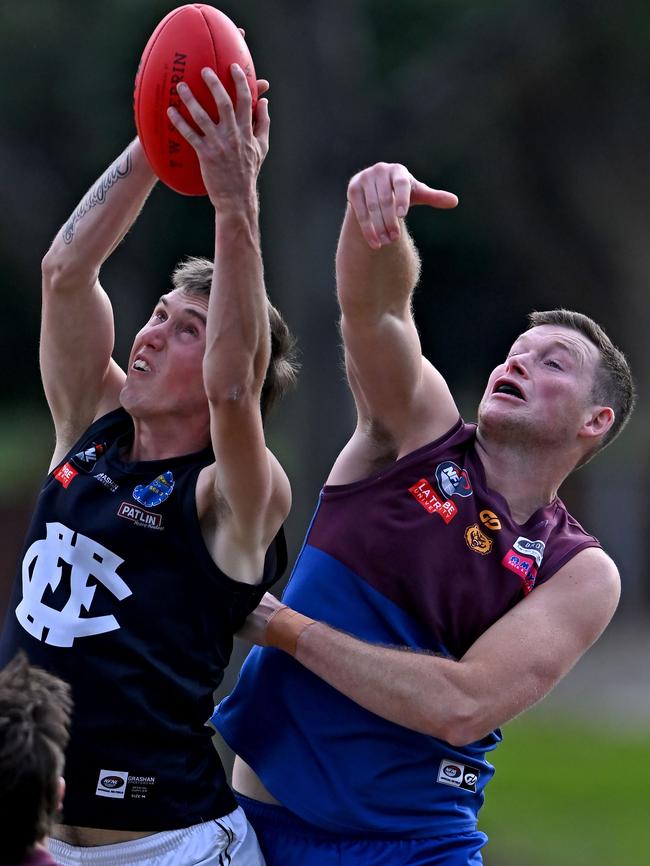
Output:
[0,67,296,866]
[212,162,635,866]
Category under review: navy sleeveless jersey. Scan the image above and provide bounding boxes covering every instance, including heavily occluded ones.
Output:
[0,409,286,830]
[214,418,600,837]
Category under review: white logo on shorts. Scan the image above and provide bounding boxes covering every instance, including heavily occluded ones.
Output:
[16,522,131,647]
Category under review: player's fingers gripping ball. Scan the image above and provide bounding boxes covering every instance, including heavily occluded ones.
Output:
[134,4,257,195]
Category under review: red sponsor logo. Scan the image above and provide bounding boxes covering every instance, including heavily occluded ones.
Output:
[54,462,78,489]
[502,549,538,594]
[117,501,162,530]
[409,479,458,524]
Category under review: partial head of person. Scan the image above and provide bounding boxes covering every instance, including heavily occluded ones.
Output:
[121,256,298,426]
[478,309,635,471]
[0,652,72,864]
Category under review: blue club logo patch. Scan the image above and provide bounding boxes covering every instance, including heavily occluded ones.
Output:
[133,471,175,508]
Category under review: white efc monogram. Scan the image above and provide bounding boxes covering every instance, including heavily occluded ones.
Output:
[16,522,132,647]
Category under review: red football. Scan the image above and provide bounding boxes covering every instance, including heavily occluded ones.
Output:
[134,4,257,196]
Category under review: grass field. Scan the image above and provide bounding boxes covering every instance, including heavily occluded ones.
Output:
[479,716,650,866]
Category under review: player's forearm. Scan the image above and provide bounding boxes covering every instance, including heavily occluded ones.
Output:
[265,608,484,746]
[203,200,269,400]
[336,204,420,324]
[265,567,611,746]
[42,139,157,292]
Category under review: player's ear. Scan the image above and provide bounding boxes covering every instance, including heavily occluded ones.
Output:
[580,405,614,441]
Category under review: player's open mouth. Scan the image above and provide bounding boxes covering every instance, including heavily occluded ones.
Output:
[133,358,151,372]
[494,381,524,400]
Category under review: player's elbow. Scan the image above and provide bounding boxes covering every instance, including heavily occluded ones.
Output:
[423,677,493,746]
[203,336,269,406]
[41,249,65,292]
[41,248,96,297]
[434,699,489,747]
[441,716,493,748]
[204,377,253,407]
[203,359,258,408]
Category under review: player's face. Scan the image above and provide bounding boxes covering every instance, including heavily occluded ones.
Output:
[120,290,209,421]
[478,325,601,449]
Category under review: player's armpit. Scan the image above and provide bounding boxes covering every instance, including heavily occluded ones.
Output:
[196,433,290,585]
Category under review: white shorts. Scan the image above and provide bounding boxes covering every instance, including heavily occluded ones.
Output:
[48,807,265,866]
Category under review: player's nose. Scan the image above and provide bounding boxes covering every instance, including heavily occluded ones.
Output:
[504,355,529,377]
[141,321,168,350]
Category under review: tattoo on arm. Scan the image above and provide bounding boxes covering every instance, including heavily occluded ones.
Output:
[63,152,133,244]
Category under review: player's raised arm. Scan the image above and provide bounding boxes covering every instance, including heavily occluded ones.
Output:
[40,139,157,466]
[333,163,460,473]
[169,66,291,584]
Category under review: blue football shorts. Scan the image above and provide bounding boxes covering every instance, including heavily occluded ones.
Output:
[236,794,487,866]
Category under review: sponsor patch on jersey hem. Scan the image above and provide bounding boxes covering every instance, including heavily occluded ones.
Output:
[437,759,480,792]
[96,769,128,798]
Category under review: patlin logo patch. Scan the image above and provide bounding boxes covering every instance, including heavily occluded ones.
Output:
[118,502,163,530]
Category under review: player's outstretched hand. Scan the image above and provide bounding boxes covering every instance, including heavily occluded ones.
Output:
[347,162,458,250]
[167,64,270,207]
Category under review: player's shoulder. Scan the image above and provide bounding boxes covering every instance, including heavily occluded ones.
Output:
[531,546,620,641]
[553,546,620,592]
[49,407,130,473]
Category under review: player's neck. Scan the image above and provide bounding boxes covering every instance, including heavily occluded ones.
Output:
[475,435,573,524]
[125,414,210,462]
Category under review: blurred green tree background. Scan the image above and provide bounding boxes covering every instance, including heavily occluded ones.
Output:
[1,1,648,863]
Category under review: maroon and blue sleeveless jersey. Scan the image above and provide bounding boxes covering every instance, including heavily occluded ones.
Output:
[0,408,286,831]
[214,418,600,837]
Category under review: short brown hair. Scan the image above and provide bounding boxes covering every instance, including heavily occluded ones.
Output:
[0,652,72,862]
[527,309,635,463]
[171,256,299,421]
